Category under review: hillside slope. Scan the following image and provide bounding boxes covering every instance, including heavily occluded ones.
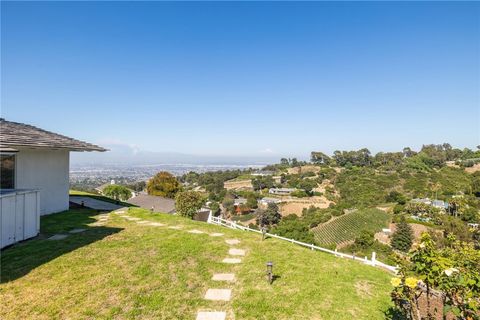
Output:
[1,208,393,319]
[312,208,391,246]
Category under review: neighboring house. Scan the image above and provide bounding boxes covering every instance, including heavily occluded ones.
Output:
[269,187,295,195]
[0,118,106,248]
[411,198,449,211]
[127,193,176,213]
[233,198,247,206]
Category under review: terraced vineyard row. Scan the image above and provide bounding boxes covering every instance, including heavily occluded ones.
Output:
[311,208,391,246]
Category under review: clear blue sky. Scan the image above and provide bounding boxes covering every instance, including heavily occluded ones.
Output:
[2,1,479,161]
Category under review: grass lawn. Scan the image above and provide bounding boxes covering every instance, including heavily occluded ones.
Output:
[69,189,135,207]
[1,208,394,319]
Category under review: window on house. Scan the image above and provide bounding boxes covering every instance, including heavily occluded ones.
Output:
[0,154,15,189]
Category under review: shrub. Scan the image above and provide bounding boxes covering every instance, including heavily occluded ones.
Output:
[291,190,309,198]
[103,185,132,201]
[175,191,204,219]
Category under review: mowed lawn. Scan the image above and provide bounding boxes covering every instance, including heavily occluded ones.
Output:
[1,208,394,319]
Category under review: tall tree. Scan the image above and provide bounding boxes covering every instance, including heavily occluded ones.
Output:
[391,217,414,252]
[147,171,181,198]
[256,203,281,227]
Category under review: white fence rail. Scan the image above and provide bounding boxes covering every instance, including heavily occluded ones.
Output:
[208,215,398,273]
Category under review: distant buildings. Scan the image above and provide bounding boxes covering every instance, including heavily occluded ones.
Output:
[411,198,449,210]
[269,188,296,195]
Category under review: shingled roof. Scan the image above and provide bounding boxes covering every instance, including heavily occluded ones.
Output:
[0,118,106,152]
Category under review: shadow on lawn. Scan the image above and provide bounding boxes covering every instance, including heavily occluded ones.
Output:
[0,208,123,283]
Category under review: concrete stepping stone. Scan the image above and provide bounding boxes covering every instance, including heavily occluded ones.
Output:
[204,289,232,301]
[210,233,224,237]
[91,222,105,226]
[48,234,68,240]
[136,221,149,224]
[222,258,241,264]
[225,239,240,245]
[68,228,86,234]
[228,248,246,256]
[212,273,235,282]
[168,226,183,230]
[188,229,204,234]
[196,311,226,320]
[126,217,141,221]
[148,222,165,226]
[116,210,125,214]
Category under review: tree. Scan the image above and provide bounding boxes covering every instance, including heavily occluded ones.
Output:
[103,185,132,201]
[147,171,181,198]
[175,191,204,219]
[128,181,146,192]
[271,218,315,244]
[391,217,414,252]
[354,230,374,249]
[252,176,275,191]
[256,203,281,227]
[310,151,331,165]
[246,194,258,209]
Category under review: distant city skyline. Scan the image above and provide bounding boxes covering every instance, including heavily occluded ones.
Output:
[2,1,479,164]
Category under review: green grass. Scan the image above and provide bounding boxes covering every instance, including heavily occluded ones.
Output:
[1,208,394,319]
[312,208,391,246]
[69,189,135,207]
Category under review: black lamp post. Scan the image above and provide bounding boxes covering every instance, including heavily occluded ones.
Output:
[266,261,273,284]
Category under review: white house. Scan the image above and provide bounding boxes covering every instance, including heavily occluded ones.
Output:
[0,118,106,248]
[268,187,296,195]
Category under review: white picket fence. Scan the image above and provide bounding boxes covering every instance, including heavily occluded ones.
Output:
[208,215,398,273]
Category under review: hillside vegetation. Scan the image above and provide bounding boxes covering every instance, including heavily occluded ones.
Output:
[312,208,391,246]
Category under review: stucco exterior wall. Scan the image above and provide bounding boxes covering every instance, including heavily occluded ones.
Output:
[15,148,70,215]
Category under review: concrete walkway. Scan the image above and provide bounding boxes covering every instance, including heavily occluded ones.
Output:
[69,196,124,211]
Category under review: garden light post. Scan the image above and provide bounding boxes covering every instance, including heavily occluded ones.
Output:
[266,261,273,284]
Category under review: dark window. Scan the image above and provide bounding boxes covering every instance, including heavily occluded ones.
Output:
[1,154,15,189]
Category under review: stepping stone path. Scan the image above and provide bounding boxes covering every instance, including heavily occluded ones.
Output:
[168,226,183,230]
[204,289,232,301]
[188,229,204,234]
[210,233,224,237]
[68,228,86,234]
[196,311,226,320]
[48,234,68,240]
[148,222,165,227]
[225,239,240,245]
[222,258,242,264]
[228,248,245,256]
[126,217,141,221]
[136,221,149,224]
[212,273,235,282]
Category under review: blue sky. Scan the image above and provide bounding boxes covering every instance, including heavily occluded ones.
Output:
[2,1,479,162]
